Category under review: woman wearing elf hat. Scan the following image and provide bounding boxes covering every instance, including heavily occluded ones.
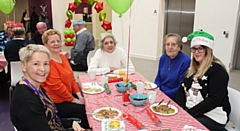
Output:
[176,30,230,130]
[154,33,191,100]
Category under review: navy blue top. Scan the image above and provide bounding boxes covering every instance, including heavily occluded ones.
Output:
[154,51,190,99]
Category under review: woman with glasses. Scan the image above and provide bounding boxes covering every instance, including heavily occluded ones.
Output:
[40,29,91,130]
[154,33,191,100]
[176,30,230,131]
[88,33,135,75]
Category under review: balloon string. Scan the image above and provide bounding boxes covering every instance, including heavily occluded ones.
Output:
[126,0,132,81]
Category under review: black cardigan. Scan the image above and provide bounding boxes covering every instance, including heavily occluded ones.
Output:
[10,83,73,131]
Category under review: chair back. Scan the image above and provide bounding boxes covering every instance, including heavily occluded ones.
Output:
[226,87,240,130]
[87,50,96,66]
[10,61,22,86]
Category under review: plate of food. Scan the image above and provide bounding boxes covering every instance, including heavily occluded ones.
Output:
[141,81,157,89]
[92,107,122,121]
[150,103,178,116]
[82,86,105,94]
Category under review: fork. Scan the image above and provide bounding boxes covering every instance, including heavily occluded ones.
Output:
[163,100,171,111]
[140,80,152,88]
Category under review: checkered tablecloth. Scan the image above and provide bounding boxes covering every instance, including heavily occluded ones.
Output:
[78,72,208,131]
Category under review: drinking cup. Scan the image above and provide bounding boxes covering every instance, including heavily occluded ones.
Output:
[88,71,96,80]
[148,90,157,104]
[100,75,108,85]
[136,82,145,94]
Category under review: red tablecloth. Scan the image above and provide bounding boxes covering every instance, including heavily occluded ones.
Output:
[78,72,209,131]
[0,54,7,72]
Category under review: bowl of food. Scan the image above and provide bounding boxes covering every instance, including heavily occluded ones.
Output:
[129,94,147,106]
[115,82,131,92]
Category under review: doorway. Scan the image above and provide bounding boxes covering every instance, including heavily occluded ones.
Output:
[233,11,240,70]
[164,0,195,56]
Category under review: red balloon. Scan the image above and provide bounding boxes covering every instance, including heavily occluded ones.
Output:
[65,42,70,46]
[64,34,69,38]
[94,1,103,13]
[68,2,77,12]
[65,19,72,28]
[101,20,112,31]
[70,41,74,46]
[69,34,75,38]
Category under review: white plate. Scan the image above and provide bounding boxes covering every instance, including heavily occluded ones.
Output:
[82,86,105,94]
[92,107,122,121]
[150,103,178,116]
[105,74,120,78]
[144,82,157,89]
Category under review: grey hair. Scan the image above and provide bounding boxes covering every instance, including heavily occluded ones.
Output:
[99,33,117,49]
[19,44,51,66]
[163,33,183,50]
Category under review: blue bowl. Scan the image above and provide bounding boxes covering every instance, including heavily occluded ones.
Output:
[129,94,147,106]
[115,82,131,92]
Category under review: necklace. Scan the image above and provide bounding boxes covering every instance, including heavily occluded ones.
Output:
[168,57,177,70]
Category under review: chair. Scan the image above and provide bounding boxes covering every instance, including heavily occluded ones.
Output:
[87,50,96,66]
[224,87,240,131]
[9,61,22,104]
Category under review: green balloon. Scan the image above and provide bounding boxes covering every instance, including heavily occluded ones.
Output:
[66,38,72,42]
[106,0,134,17]
[64,38,67,42]
[0,0,14,14]
[72,37,76,42]
[70,29,75,34]
[64,29,71,35]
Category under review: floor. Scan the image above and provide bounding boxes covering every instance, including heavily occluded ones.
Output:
[0,45,239,131]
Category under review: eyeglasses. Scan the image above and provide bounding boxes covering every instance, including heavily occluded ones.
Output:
[190,47,205,53]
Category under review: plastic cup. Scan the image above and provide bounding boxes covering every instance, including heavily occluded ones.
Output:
[136,82,145,94]
[148,90,157,104]
[100,75,108,85]
[88,71,96,80]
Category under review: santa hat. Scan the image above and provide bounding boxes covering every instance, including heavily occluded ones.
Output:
[182,30,214,49]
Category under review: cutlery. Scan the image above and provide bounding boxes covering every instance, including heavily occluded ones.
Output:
[123,103,132,106]
[140,80,152,88]
[163,100,171,111]
[158,99,164,105]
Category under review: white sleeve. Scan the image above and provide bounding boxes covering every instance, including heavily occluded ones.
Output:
[88,50,110,75]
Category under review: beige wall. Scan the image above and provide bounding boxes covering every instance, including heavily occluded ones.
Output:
[0,0,29,30]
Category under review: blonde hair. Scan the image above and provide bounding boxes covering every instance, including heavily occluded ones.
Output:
[99,33,117,50]
[187,46,226,78]
[42,29,61,44]
[19,44,51,66]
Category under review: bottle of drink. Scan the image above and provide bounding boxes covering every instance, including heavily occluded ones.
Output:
[104,83,111,94]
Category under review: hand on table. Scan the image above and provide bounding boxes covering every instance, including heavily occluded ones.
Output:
[109,67,118,72]
[72,98,84,105]
[72,121,85,131]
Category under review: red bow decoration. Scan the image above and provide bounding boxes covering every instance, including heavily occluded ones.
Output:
[13,23,24,28]
[146,107,162,126]
[101,20,112,31]
[94,1,103,13]
[123,113,145,130]
[82,0,88,3]
[65,19,72,28]
[68,2,77,12]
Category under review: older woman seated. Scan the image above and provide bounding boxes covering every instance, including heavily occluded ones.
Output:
[40,29,91,129]
[10,44,84,131]
[88,33,135,75]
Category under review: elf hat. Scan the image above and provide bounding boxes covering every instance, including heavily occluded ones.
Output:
[182,30,214,49]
